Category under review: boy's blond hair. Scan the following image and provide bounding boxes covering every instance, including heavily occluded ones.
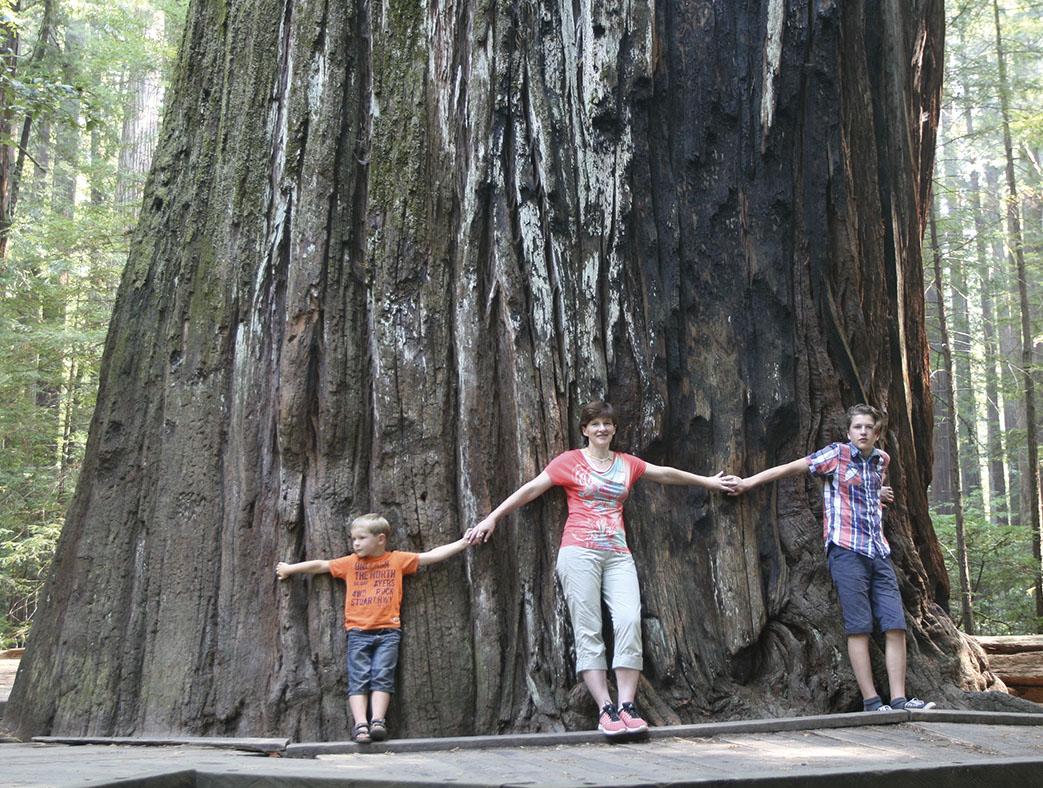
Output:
[350,513,391,537]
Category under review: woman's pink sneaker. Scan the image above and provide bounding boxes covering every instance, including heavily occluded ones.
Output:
[619,702,648,734]
[597,703,628,737]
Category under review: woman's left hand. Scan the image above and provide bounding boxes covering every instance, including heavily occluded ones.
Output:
[465,515,498,544]
[708,471,741,493]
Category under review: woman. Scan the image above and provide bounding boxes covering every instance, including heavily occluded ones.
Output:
[465,400,738,737]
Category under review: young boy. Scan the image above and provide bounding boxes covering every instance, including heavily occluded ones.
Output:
[731,404,934,712]
[276,513,468,742]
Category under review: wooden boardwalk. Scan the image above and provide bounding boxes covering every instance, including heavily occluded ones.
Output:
[5,710,1043,786]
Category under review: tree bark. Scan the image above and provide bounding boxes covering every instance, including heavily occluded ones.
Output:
[114,9,166,216]
[938,107,981,497]
[0,0,57,257]
[9,0,56,220]
[8,0,985,741]
[926,109,954,514]
[967,163,1007,525]
[959,63,1007,525]
[928,201,974,634]
[0,1,21,259]
[50,23,80,220]
[988,163,1025,529]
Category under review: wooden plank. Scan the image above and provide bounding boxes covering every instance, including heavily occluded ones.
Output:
[781,726,933,759]
[906,709,1043,725]
[905,721,1043,757]
[9,724,1043,787]
[284,711,908,758]
[31,735,289,753]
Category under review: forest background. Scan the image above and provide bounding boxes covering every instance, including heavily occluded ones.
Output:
[0,0,1040,649]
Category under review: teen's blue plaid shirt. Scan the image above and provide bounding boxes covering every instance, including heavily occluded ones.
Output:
[806,442,891,558]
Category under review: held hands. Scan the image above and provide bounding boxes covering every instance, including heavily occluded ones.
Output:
[464,515,497,544]
[707,471,741,494]
[727,477,753,496]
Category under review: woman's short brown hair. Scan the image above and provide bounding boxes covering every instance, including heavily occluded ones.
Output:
[579,400,615,429]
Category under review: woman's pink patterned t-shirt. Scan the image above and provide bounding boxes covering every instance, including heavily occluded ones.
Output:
[544,449,647,553]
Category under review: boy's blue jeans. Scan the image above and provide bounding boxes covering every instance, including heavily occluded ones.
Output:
[346,628,401,695]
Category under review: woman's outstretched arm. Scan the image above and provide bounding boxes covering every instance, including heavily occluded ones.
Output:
[464,471,555,544]
[642,464,740,493]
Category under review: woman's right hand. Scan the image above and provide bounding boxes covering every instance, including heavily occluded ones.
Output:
[465,515,497,544]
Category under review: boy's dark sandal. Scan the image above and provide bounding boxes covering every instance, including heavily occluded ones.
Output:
[369,718,388,741]
[352,723,371,743]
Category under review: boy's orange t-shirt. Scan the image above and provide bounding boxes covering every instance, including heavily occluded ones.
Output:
[327,551,420,630]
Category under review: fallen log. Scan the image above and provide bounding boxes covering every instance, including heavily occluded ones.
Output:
[1012,687,1043,704]
[987,653,1043,687]
[974,636,1043,655]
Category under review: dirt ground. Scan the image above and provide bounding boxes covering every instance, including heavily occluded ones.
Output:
[1,657,20,702]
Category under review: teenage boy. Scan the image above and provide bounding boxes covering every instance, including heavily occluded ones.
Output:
[277,513,468,742]
[731,404,934,712]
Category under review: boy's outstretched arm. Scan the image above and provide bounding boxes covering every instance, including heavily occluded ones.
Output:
[417,537,469,567]
[642,464,741,493]
[730,458,809,495]
[276,559,331,580]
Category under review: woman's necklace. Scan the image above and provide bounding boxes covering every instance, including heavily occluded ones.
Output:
[584,448,614,470]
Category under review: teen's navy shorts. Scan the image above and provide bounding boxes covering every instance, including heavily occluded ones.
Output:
[827,543,907,635]
[346,628,401,695]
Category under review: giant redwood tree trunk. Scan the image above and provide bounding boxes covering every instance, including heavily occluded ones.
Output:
[7,0,1001,740]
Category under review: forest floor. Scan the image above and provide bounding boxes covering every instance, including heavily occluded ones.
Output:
[4,712,1043,786]
[0,655,18,703]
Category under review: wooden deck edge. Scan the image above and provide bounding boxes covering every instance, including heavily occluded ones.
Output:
[284,710,910,758]
[26,709,1043,760]
[30,735,289,753]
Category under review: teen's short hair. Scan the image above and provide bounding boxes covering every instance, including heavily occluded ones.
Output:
[845,403,884,431]
[579,400,615,429]
[350,513,391,537]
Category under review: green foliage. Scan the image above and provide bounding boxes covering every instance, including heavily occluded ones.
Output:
[928,0,1043,635]
[933,497,1040,635]
[0,0,187,649]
